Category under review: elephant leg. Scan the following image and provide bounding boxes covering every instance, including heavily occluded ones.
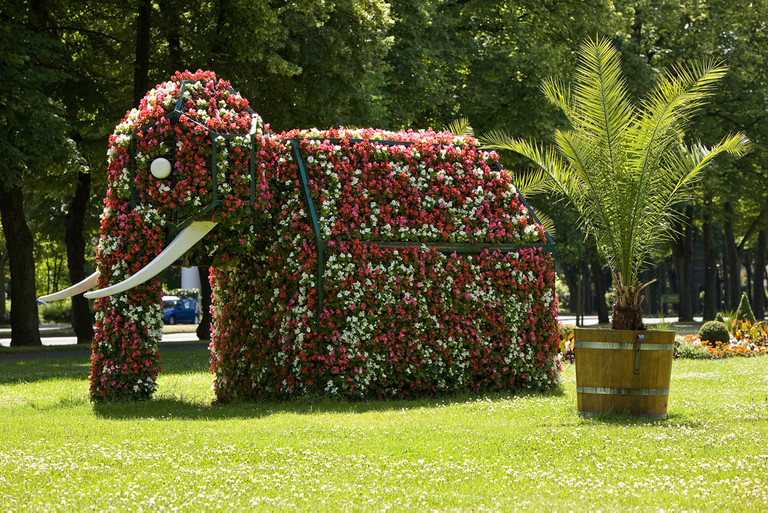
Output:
[209,258,266,402]
[209,248,314,402]
[89,204,165,401]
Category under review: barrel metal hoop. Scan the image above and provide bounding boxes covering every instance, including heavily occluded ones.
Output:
[574,341,674,351]
[577,386,670,396]
[578,411,668,420]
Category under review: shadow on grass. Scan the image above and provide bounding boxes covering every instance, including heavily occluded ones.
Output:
[0,345,210,384]
[0,356,92,384]
[3,346,567,419]
[575,410,705,428]
[92,385,567,421]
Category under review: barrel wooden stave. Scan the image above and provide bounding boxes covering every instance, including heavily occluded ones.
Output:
[574,328,674,418]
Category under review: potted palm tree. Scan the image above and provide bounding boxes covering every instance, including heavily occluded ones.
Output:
[483,37,748,418]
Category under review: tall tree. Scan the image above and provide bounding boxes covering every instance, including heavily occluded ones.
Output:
[753,229,766,320]
[64,169,94,343]
[0,6,81,345]
[723,202,741,309]
[672,207,694,321]
[27,0,138,343]
[384,0,466,128]
[701,204,718,320]
[151,0,393,131]
[0,242,7,323]
[589,252,610,324]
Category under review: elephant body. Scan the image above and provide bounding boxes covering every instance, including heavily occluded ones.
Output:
[87,71,558,402]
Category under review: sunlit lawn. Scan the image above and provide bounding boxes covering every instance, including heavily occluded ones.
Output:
[1,346,766,511]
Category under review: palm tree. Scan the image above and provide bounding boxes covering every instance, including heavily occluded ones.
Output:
[482,37,749,330]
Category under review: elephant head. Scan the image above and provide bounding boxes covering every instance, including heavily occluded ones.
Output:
[42,70,280,400]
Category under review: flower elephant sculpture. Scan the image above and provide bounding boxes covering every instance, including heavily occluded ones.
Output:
[43,70,560,402]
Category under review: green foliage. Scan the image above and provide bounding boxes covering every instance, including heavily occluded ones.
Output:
[674,339,711,359]
[170,0,394,130]
[0,14,77,188]
[383,0,464,128]
[40,299,73,324]
[734,291,756,326]
[167,288,200,300]
[444,118,474,138]
[481,37,749,324]
[698,320,730,346]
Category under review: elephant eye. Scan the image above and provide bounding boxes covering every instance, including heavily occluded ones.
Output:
[150,157,172,179]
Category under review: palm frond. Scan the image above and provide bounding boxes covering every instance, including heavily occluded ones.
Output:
[541,78,574,124]
[659,133,750,210]
[481,38,748,306]
[630,58,730,179]
[444,118,474,138]
[481,131,578,199]
[505,168,557,238]
[510,168,555,197]
[571,37,634,173]
[530,207,557,239]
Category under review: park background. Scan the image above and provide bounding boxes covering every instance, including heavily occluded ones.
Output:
[2,2,768,509]
[1,0,768,344]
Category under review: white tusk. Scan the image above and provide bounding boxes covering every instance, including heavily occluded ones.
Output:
[39,271,100,301]
[84,220,218,299]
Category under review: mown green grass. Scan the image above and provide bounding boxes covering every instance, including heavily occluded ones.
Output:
[1,348,766,511]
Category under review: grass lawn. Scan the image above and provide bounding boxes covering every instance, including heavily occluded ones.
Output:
[1,347,766,511]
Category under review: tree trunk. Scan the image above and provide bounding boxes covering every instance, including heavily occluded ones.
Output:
[158,0,182,71]
[753,228,766,321]
[65,169,94,344]
[589,251,609,324]
[640,268,657,316]
[672,206,694,321]
[702,208,718,321]
[0,182,42,346]
[561,262,579,313]
[575,262,589,326]
[0,246,8,323]
[133,0,152,105]
[196,266,212,340]
[723,203,741,309]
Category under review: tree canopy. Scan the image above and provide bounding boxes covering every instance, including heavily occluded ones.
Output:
[2,0,768,343]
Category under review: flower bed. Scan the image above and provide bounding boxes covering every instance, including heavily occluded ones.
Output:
[676,321,768,359]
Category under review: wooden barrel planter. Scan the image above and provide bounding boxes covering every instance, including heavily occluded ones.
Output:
[574,328,674,419]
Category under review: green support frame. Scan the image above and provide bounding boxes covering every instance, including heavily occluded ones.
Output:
[288,137,555,328]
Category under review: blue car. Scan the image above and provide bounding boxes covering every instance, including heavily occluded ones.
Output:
[162,296,199,324]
